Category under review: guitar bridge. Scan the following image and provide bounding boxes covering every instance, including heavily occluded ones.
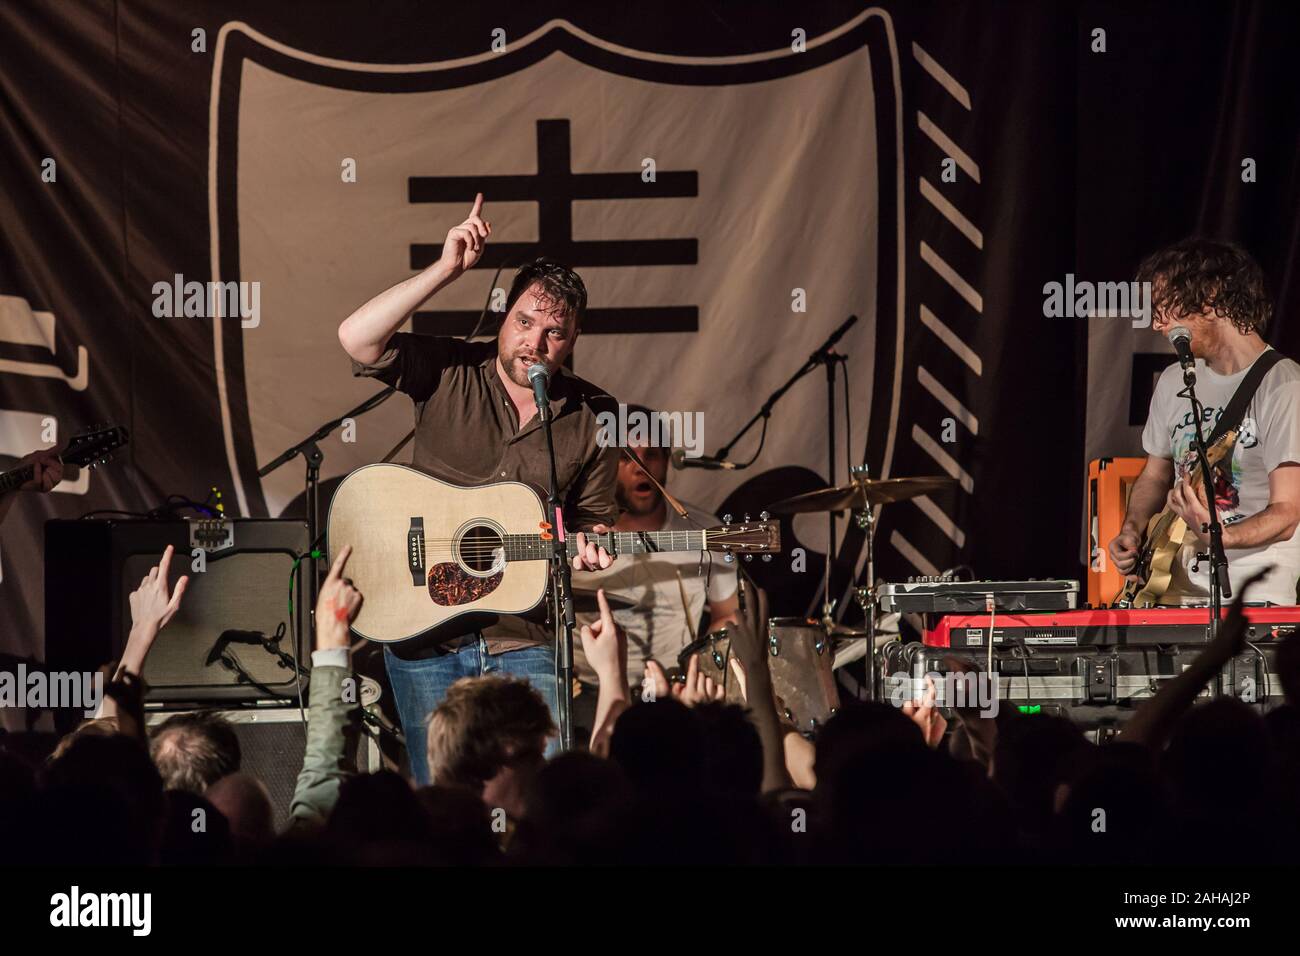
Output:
[408,518,426,586]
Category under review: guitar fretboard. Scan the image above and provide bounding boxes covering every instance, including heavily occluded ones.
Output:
[500,529,705,562]
[0,463,38,495]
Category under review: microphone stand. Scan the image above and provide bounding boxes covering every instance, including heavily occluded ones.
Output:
[1178,366,1231,680]
[258,386,396,644]
[715,314,860,681]
[535,389,577,750]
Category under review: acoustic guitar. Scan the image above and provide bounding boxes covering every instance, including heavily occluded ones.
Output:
[326,463,781,644]
[1115,428,1237,608]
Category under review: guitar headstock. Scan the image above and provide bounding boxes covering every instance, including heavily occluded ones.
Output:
[62,424,130,470]
[704,512,781,563]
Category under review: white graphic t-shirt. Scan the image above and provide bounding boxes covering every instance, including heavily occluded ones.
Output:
[1141,348,1300,606]
[573,502,739,687]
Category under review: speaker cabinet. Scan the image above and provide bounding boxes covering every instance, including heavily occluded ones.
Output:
[45,519,310,711]
[145,705,380,833]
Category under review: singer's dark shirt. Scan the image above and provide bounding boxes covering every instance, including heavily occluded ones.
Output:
[353,332,619,657]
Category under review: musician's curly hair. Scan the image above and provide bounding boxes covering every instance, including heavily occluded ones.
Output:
[505,258,588,327]
[1135,238,1273,335]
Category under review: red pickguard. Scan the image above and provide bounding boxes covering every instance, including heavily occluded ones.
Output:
[427,562,503,607]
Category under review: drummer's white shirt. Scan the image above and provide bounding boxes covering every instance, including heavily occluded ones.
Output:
[573,501,738,687]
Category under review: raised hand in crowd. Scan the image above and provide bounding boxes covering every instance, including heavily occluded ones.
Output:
[120,544,189,677]
[316,545,363,650]
[578,588,629,756]
[642,653,726,707]
[97,545,189,720]
[902,674,949,749]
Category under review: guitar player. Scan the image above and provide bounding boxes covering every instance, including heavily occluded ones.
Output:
[1108,238,1300,607]
[337,193,621,785]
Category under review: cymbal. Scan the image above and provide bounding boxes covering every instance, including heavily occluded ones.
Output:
[767,476,956,514]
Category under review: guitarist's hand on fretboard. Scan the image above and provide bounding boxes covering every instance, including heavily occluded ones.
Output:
[5,448,64,494]
[572,523,615,571]
[0,448,64,527]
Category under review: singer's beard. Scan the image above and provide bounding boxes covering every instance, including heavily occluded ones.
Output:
[498,343,543,389]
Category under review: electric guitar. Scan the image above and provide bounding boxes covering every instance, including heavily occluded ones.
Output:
[0,424,129,494]
[1115,428,1237,608]
[326,463,781,644]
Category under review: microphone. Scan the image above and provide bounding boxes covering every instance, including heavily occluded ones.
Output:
[671,448,738,471]
[527,362,551,421]
[205,629,265,666]
[1168,326,1196,375]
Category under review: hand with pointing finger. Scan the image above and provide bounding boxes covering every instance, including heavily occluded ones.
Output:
[439,192,492,280]
[114,543,190,683]
[580,588,630,756]
[128,543,189,637]
[317,545,363,651]
[579,588,628,696]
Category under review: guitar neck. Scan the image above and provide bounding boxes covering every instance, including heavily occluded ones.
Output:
[502,529,706,562]
[0,461,41,495]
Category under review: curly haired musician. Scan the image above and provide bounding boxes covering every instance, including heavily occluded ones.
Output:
[1108,238,1300,606]
[337,194,620,784]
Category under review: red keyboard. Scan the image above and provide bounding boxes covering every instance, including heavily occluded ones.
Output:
[924,606,1300,649]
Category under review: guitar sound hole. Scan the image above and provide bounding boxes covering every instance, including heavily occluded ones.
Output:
[458,525,504,574]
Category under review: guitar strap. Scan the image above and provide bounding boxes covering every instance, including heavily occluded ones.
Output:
[1204,348,1284,447]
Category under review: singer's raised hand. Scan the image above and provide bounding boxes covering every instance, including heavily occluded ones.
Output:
[439,192,492,279]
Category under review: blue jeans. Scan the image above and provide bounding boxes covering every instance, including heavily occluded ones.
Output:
[384,637,560,786]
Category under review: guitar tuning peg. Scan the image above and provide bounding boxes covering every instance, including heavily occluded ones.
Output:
[723,551,735,563]
[762,554,772,562]
[760,511,769,521]
[743,554,752,562]
[743,513,751,523]
[722,514,732,526]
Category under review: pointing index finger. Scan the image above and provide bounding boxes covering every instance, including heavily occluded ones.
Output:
[470,192,484,218]
[327,545,353,582]
[158,543,174,580]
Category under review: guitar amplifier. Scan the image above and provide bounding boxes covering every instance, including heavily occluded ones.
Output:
[45,519,310,715]
[145,704,382,832]
[1086,456,1147,606]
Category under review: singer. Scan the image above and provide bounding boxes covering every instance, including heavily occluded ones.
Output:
[1108,238,1300,606]
[336,193,621,785]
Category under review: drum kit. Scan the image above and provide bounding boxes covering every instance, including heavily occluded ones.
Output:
[641,468,957,733]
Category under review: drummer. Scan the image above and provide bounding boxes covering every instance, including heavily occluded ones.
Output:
[571,406,741,737]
